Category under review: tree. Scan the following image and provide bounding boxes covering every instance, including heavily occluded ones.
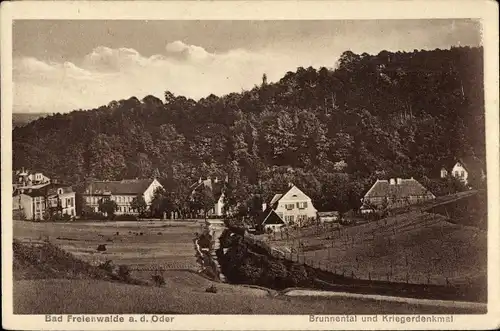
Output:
[131,195,147,216]
[192,186,215,220]
[98,199,118,219]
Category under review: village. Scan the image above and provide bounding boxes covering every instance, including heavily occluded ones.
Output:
[12,155,485,228]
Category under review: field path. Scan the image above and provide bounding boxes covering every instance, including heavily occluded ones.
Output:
[284,289,487,311]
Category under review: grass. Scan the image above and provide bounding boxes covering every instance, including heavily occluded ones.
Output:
[14,220,204,280]
[13,277,485,314]
[266,211,487,287]
[12,219,486,314]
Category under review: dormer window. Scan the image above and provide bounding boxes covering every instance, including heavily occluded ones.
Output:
[57,188,63,195]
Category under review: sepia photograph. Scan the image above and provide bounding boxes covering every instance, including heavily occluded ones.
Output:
[2,1,499,330]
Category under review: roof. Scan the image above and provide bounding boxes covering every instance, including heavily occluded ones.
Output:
[269,194,283,206]
[84,179,156,195]
[257,208,285,226]
[191,177,225,198]
[456,156,485,177]
[14,183,73,198]
[364,178,434,199]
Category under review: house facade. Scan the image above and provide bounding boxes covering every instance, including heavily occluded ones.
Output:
[13,168,51,189]
[441,157,486,187]
[13,184,76,220]
[83,178,163,215]
[266,184,318,226]
[360,177,435,213]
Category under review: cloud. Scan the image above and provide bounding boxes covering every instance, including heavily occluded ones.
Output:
[13,41,338,114]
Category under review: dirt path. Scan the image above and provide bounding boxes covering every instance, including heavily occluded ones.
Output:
[284,289,486,310]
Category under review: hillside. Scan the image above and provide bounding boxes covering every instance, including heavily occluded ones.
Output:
[12,113,48,128]
[12,46,485,215]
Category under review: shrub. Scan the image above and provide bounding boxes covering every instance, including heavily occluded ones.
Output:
[117,265,131,280]
[98,259,113,272]
[151,274,165,286]
[205,285,218,293]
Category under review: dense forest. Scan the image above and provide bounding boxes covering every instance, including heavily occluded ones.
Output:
[13,46,485,215]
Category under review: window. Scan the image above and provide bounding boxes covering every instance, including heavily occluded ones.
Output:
[285,203,295,210]
[297,201,308,209]
[461,171,465,178]
[285,215,294,223]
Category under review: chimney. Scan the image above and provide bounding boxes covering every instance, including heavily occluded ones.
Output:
[288,182,293,188]
[389,178,396,185]
[262,203,267,211]
[396,178,402,185]
[214,177,218,183]
[198,177,202,184]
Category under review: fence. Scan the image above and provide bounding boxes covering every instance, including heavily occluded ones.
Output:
[245,226,479,288]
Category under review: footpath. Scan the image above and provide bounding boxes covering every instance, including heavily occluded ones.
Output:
[284,289,487,310]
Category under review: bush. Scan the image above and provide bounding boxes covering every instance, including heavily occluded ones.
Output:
[205,285,218,293]
[151,274,165,286]
[96,244,107,252]
[98,259,113,272]
[117,265,131,280]
[113,214,138,222]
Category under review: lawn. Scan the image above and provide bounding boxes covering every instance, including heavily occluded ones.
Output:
[13,220,206,279]
[265,211,487,287]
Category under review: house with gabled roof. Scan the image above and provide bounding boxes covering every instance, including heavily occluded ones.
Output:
[256,208,285,232]
[360,177,435,213]
[83,178,163,215]
[263,183,318,227]
[440,156,486,187]
[190,176,227,217]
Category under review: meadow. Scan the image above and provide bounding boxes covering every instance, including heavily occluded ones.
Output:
[265,211,487,287]
[13,219,207,279]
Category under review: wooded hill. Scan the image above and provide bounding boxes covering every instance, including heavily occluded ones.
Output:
[12,46,485,215]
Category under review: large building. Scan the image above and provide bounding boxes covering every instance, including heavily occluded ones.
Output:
[13,184,76,220]
[360,177,435,213]
[83,178,163,215]
[263,183,318,227]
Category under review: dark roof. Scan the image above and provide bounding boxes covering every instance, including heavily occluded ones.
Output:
[364,178,434,199]
[457,156,485,177]
[15,183,74,198]
[191,178,225,198]
[257,207,285,226]
[84,179,156,195]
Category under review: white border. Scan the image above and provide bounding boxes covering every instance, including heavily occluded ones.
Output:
[2,1,499,330]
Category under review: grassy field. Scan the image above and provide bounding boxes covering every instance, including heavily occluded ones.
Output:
[12,219,486,314]
[14,276,485,314]
[13,220,206,279]
[266,211,487,286]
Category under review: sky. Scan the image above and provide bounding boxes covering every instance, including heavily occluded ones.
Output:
[13,19,482,114]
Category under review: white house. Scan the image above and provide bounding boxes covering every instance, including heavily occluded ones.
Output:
[13,184,76,220]
[83,178,163,215]
[266,184,318,226]
[440,157,486,187]
[190,177,227,217]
